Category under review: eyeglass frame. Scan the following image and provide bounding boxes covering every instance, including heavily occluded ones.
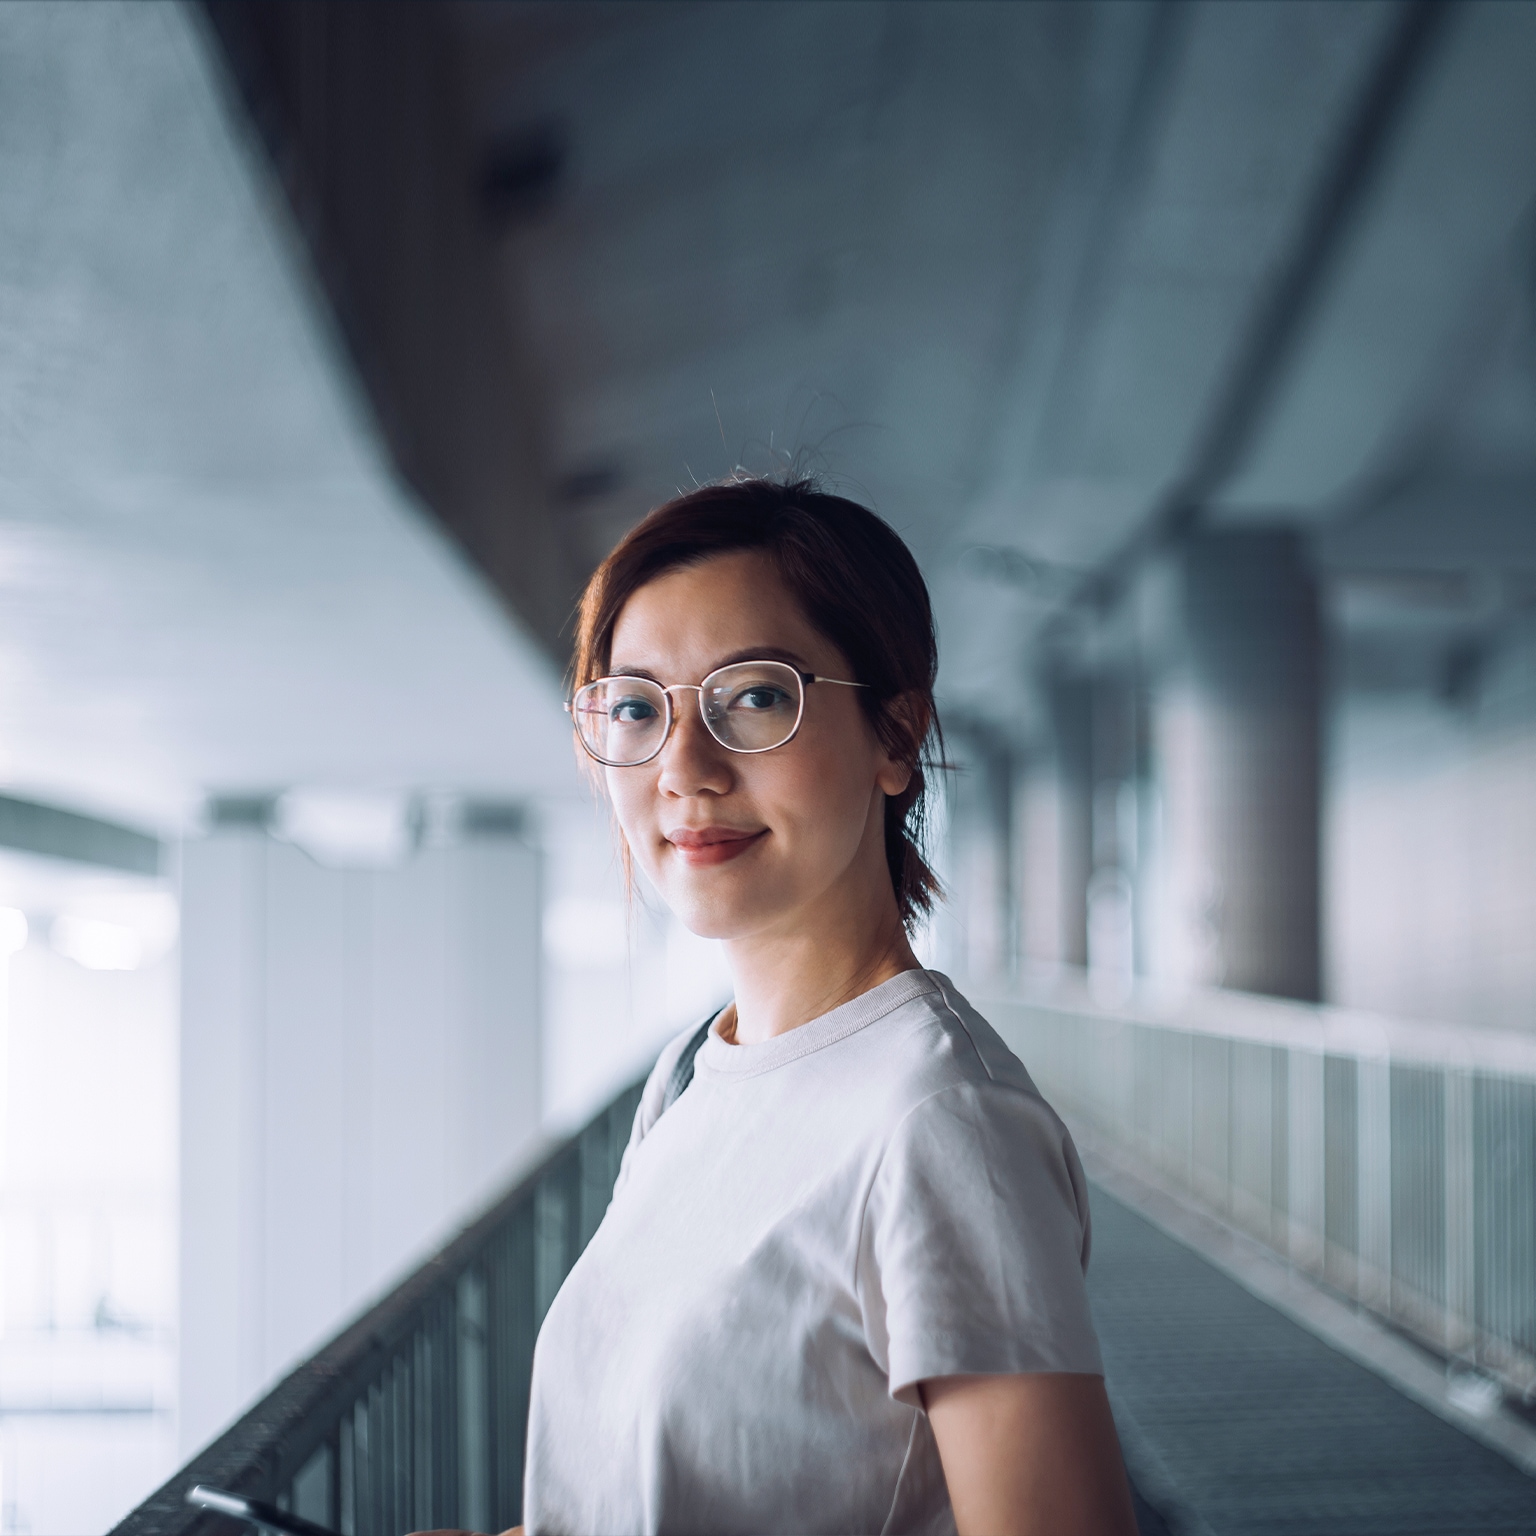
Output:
[565,659,868,768]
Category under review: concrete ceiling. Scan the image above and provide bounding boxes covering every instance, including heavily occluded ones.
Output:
[0,1,578,835]
[7,0,1534,836]
[393,0,1536,729]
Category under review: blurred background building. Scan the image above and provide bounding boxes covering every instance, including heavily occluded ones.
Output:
[1,0,1535,1530]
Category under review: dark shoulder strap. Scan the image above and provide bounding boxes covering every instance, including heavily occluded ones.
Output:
[661,1010,722,1114]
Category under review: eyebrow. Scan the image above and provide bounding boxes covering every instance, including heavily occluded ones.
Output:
[607,646,812,681]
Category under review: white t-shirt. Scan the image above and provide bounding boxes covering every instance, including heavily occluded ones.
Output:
[523,969,1103,1535]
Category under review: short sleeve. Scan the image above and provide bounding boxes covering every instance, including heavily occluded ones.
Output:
[856,1081,1103,1405]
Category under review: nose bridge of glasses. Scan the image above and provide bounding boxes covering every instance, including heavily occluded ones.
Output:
[656,682,718,754]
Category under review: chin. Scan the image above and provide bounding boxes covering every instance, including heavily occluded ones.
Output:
[663,876,786,943]
[666,895,760,942]
[672,911,746,942]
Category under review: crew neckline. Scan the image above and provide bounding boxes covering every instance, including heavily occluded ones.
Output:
[695,969,940,1080]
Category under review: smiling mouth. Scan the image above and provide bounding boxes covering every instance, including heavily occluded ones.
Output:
[666,827,767,867]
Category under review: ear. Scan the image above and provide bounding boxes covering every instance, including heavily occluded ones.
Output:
[875,691,928,797]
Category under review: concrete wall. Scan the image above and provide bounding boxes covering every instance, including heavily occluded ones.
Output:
[178,827,540,1455]
[1327,622,1536,1033]
[0,895,178,1532]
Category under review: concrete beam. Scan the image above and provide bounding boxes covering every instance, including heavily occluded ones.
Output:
[199,0,588,661]
[0,794,161,876]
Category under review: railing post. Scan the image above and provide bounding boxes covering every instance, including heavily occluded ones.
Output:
[291,1441,335,1530]
[489,1204,536,1529]
[1357,1052,1393,1315]
[338,1412,356,1535]
[1270,1044,1289,1252]
[1444,1067,1475,1356]
[1191,1034,1230,1216]
[1287,1046,1326,1274]
[1229,1040,1277,1242]
[457,1269,490,1533]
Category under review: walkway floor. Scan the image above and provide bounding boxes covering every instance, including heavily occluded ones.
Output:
[1087,1186,1536,1536]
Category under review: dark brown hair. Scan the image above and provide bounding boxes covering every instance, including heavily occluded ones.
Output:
[573,475,944,929]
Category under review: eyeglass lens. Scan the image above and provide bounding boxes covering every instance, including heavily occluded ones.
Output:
[573,661,804,766]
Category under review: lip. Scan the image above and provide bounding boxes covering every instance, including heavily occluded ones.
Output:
[665,825,767,867]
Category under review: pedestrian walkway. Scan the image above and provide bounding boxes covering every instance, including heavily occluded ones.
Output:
[1088,1187,1536,1536]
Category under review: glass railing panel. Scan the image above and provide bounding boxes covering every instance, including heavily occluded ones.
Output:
[979,974,1536,1403]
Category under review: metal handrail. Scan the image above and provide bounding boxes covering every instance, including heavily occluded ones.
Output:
[113,1078,646,1536]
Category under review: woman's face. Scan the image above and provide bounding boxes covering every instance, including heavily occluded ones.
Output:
[602,550,911,942]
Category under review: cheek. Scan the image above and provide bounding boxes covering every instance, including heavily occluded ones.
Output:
[605,770,660,863]
[767,738,877,849]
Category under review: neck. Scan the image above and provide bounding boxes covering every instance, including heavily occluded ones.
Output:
[720,873,921,1047]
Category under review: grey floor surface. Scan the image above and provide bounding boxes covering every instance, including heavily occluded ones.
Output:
[1087,1185,1536,1536]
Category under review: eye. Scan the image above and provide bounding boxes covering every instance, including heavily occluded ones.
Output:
[611,696,660,725]
[731,685,791,712]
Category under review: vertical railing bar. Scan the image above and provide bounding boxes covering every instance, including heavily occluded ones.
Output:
[367,1384,383,1536]
[397,1353,411,1536]
[414,1328,430,1530]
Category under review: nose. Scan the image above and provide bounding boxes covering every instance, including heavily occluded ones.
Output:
[655,686,733,798]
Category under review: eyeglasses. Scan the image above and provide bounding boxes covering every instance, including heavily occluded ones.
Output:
[568,659,866,768]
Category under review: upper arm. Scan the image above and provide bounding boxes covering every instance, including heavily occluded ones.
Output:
[858,1083,1102,1400]
[921,1372,1137,1536]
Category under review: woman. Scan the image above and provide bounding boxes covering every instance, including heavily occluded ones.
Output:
[526,477,1135,1535]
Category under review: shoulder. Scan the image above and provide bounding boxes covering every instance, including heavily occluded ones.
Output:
[869,975,1089,1225]
[871,971,1048,1110]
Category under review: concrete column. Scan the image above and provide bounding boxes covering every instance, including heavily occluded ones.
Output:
[1155,530,1322,1000]
[177,808,541,1456]
[946,728,1016,979]
[1018,674,1092,969]
[1087,672,1140,990]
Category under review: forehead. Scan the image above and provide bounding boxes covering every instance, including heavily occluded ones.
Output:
[609,550,831,667]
